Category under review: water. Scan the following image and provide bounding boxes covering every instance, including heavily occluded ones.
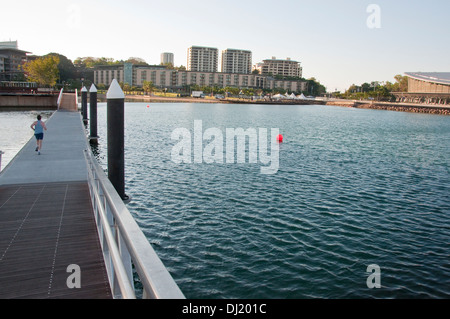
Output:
[0,111,53,171]
[92,102,450,299]
[4,104,450,298]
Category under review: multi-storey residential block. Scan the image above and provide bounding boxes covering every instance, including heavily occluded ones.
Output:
[93,64,125,86]
[187,46,218,73]
[93,64,307,93]
[221,49,252,74]
[0,41,30,81]
[260,57,302,78]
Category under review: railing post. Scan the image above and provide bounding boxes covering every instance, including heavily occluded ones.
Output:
[89,84,99,144]
[106,79,129,201]
[117,231,134,287]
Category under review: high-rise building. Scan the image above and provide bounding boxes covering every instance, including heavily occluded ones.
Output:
[187,46,218,73]
[161,52,174,65]
[260,57,302,78]
[221,49,252,74]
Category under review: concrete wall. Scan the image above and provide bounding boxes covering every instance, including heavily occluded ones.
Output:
[0,94,58,110]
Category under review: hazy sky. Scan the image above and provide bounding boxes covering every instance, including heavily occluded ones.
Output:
[2,0,449,91]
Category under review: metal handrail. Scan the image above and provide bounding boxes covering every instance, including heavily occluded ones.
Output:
[83,149,185,299]
[57,88,63,109]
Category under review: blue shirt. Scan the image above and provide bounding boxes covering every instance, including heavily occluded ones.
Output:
[35,120,44,134]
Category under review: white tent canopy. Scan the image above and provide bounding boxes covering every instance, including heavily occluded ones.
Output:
[272,94,285,99]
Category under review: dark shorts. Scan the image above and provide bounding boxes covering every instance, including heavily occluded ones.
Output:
[35,133,44,140]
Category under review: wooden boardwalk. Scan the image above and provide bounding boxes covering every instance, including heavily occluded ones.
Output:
[0,110,112,298]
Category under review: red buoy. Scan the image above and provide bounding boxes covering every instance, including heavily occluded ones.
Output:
[277,134,283,143]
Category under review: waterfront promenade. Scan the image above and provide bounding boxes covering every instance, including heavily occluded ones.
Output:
[105,93,450,115]
[0,110,111,298]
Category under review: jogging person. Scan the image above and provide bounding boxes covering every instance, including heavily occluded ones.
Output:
[31,115,47,155]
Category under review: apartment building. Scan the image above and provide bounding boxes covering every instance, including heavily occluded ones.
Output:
[93,64,307,93]
[0,41,30,81]
[94,64,125,86]
[187,46,218,73]
[221,49,252,74]
[261,57,302,78]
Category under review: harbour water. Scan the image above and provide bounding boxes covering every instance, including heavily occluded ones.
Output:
[3,103,450,298]
[0,111,53,171]
[95,102,450,299]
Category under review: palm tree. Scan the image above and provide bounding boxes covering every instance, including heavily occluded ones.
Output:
[143,81,154,95]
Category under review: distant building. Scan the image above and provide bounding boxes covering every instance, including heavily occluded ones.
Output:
[93,64,125,86]
[0,55,4,73]
[252,63,264,74]
[161,52,174,65]
[0,41,18,50]
[393,72,450,105]
[0,41,31,81]
[187,46,218,73]
[260,57,302,78]
[405,72,450,93]
[93,63,307,93]
[221,49,252,74]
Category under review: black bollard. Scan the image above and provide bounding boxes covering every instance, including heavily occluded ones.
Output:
[81,86,88,123]
[106,79,129,201]
[89,84,98,144]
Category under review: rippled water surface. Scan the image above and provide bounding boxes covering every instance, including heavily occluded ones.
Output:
[90,102,450,299]
[7,103,449,298]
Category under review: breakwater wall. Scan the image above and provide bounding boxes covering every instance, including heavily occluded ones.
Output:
[326,100,450,115]
[0,94,58,110]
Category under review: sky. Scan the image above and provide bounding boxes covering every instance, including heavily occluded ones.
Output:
[1,0,450,91]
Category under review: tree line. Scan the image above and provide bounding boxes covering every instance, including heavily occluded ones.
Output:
[22,53,93,89]
[336,75,408,101]
[20,54,152,89]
